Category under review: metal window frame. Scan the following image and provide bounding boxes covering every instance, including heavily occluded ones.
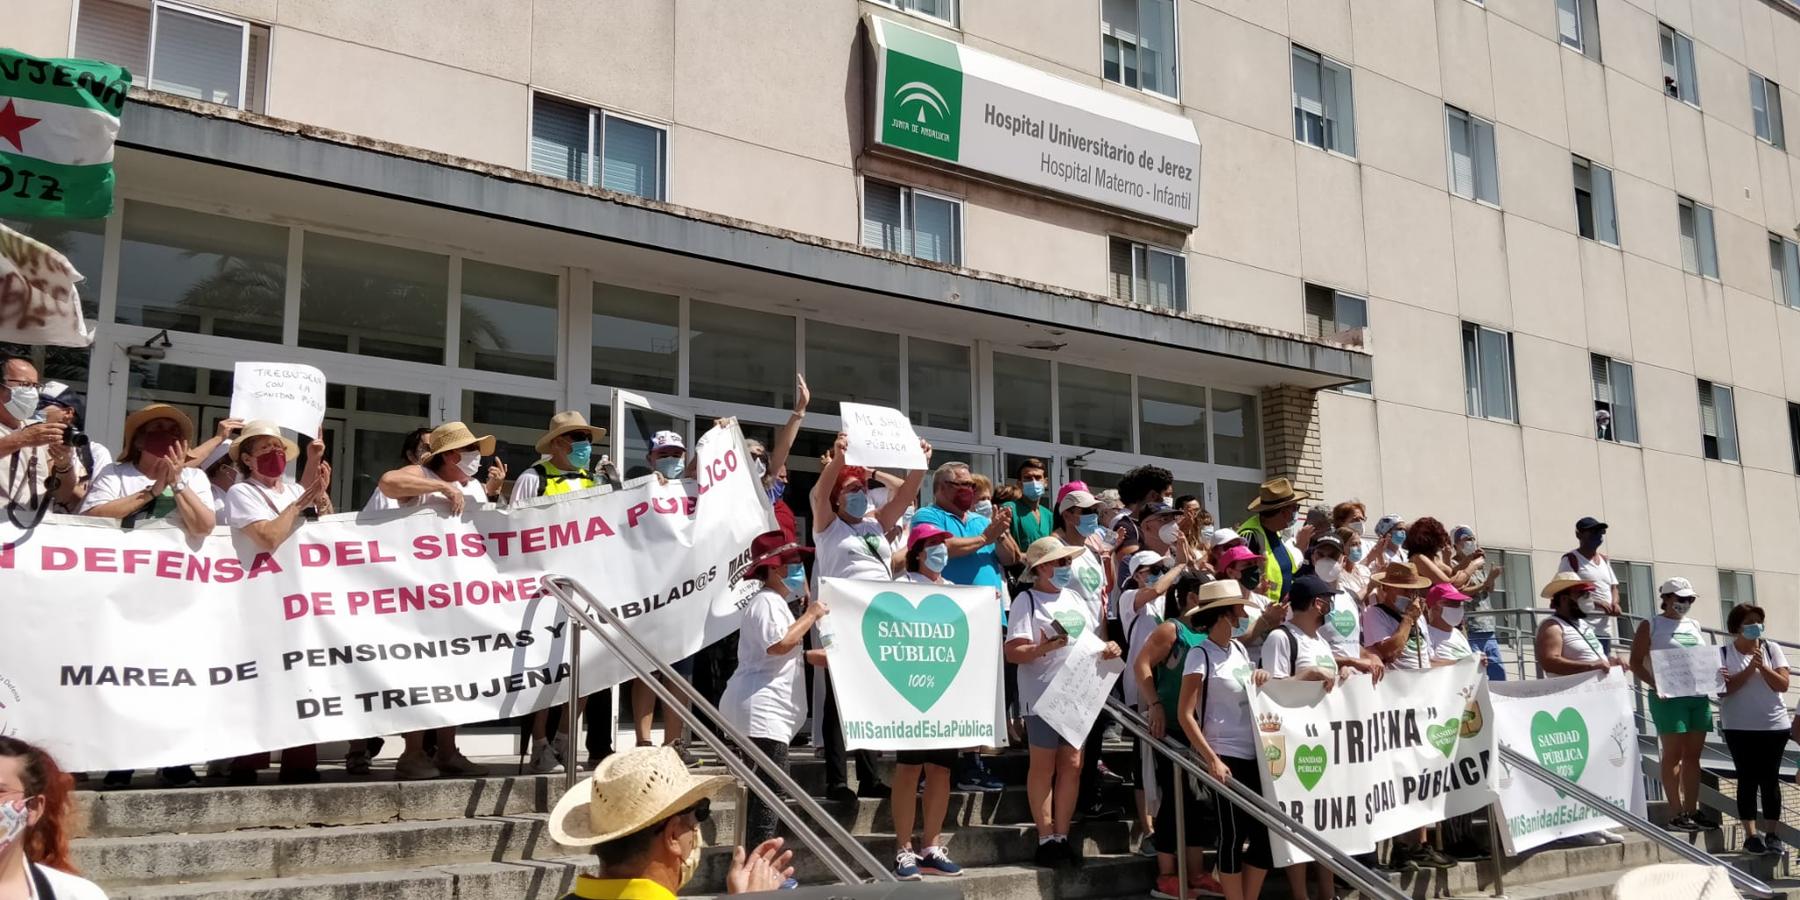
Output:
[524,89,671,199]
[1290,43,1356,158]
[869,0,959,28]
[1108,236,1187,311]
[1099,0,1181,101]
[147,0,251,111]
[859,177,965,265]
[1462,321,1519,423]
[1445,105,1500,206]
[1752,71,1786,149]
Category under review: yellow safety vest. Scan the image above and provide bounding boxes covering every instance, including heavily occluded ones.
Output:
[532,461,597,497]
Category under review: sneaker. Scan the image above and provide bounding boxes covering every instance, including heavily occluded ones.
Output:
[1667,814,1702,834]
[435,749,489,777]
[365,736,386,759]
[1384,843,1422,872]
[670,740,699,768]
[1593,830,1623,845]
[158,765,198,787]
[1033,839,1061,868]
[825,785,858,804]
[1557,832,1610,847]
[954,770,990,792]
[1420,844,1459,869]
[1137,834,1159,858]
[894,848,923,881]
[917,846,962,877]
[1190,873,1226,898]
[1095,760,1126,785]
[778,878,799,890]
[395,749,440,781]
[857,781,889,799]
[1150,875,1195,900]
[1692,808,1722,830]
[205,759,230,779]
[344,749,372,777]
[1060,835,1083,868]
[1746,835,1770,855]
[1764,834,1786,856]
[550,732,570,765]
[528,742,563,774]
[1102,722,1124,744]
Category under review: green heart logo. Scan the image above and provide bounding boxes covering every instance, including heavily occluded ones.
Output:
[1530,708,1589,793]
[862,591,969,712]
[1077,564,1102,594]
[1426,719,1461,758]
[1051,608,1086,641]
[1328,608,1356,637]
[1673,630,1700,648]
[1294,744,1328,791]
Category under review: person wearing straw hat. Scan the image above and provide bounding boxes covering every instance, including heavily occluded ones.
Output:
[79,403,214,538]
[1005,536,1118,869]
[1236,477,1310,602]
[548,745,795,898]
[1360,561,1432,672]
[222,420,327,549]
[370,421,496,516]
[1535,572,1624,678]
[511,410,605,506]
[720,531,828,851]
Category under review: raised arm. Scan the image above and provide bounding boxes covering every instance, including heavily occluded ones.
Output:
[767,373,809,479]
[811,433,848,531]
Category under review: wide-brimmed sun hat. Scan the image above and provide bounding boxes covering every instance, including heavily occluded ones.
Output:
[1023,535,1085,570]
[736,530,815,580]
[1183,579,1248,621]
[1540,571,1598,600]
[535,410,605,455]
[228,420,299,464]
[1246,477,1311,512]
[548,745,734,847]
[121,403,195,455]
[1369,561,1429,590]
[425,421,497,459]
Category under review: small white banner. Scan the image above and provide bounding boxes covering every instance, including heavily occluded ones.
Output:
[230,362,328,439]
[838,402,927,471]
[1652,646,1727,699]
[0,224,93,348]
[1490,669,1646,853]
[1250,658,1497,866]
[818,577,1002,751]
[1035,631,1124,747]
[0,425,773,772]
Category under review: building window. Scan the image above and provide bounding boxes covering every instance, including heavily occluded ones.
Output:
[1751,73,1786,149]
[118,201,288,341]
[1212,389,1261,467]
[1789,402,1800,474]
[1571,156,1618,245]
[1108,238,1187,311]
[871,0,956,25]
[1102,0,1179,98]
[1678,197,1719,278]
[528,94,667,200]
[592,283,679,395]
[1139,376,1208,461]
[299,233,448,364]
[1059,363,1132,451]
[1304,284,1370,394]
[992,352,1052,443]
[908,338,972,431]
[1698,379,1740,462]
[1291,45,1355,156]
[861,181,963,265]
[1461,322,1518,422]
[1719,569,1756,625]
[1445,106,1500,205]
[1660,23,1700,106]
[1610,560,1655,620]
[1771,234,1800,307]
[688,301,797,410]
[1557,0,1601,60]
[1591,355,1638,444]
[1485,549,1534,645]
[459,262,560,380]
[74,0,269,112]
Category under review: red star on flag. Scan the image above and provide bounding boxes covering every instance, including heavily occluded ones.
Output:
[0,99,42,152]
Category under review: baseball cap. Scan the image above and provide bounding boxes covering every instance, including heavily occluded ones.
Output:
[1057,489,1099,513]
[1575,516,1607,532]
[1140,501,1181,522]
[1375,515,1403,537]
[1308,533,1343,555]
[1209,527,1242,547]
[1287,575,1334,604]
[1126,550,1169,572]
[1427,583,1471,604]
[650,431,686,454]
[1658,577,1697,599]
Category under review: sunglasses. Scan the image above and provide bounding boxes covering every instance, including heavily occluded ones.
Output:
[679,798,711,824]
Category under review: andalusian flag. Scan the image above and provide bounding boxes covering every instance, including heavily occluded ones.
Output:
[0,48,131,220]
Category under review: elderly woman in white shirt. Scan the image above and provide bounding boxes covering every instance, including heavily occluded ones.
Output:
[80,404,213,538]
[222,420,328,549]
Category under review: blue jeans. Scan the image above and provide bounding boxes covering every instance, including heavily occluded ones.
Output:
[1469,631,1505,682]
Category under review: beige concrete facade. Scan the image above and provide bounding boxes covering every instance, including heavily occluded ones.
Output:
[18,0,1800,636]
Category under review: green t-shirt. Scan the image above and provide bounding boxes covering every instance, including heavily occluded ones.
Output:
[1004,499,1055,549]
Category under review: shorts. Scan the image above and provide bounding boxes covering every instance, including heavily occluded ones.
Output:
[896,748,958,768]
[1649,694,1712,734]
[670,654,696,679]
[1025,715,1071,750]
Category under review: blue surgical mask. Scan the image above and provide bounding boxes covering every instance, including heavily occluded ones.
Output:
[1348,544,1365,563]
[974,499,993,519]
[782,562,807,596]
[1021,480,1045,501]
[566,440,592,471]
[1390,529,1407,546]
[1744,623,1766,640]
[654,456,684,479]
[1076,513,1100,536]
[1049,566,1073,590]
[768,481,786,503]
[923,543,949,573]
[843,490,871,519]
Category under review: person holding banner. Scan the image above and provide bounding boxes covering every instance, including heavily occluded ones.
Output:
[1536,573,1624,678]
[79,404,215,538]
[1627,577,1714,835]
[1718,603,1792,855]
[1006,536,1110,868]
[1423,583,1474,665]
[0,737,109,900]
[369,421,492,517]
[1262,574,1350,900]
[1175,579,1270,899]
[1361,562,1431,671]
[223,420,329,548]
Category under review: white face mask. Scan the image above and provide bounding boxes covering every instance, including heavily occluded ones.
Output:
[3,385,37,422]
[1671,599,1694,616]
[0,798,28,856]
[1315,558,1341,582]
[1158,522,1182,545]
[1458,539,1477,556]
[455,452,482,479]
[1578,594,1605,615]
[1441,605,1466,627]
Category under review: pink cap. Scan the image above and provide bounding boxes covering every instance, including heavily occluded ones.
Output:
[1427,583,1471,605]
[1216,544,1262,571]
[907,523,952,547]
[1055,481,1090,507]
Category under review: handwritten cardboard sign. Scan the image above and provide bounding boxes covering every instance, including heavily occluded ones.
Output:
[229,362,327,438]
[1652,646,1728,699]
[840,402,926,470]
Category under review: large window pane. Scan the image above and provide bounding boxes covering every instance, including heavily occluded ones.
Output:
[592,283,678,394]
[805,321,899,416]
[1477,326,1514,421]
[1137,0,1178,97]
[993,352,1051,442]
[462,390,556,485]
[300,233,447,364]
[459,261,558,379]
[1058,363,1131,451]
[912,192,960,265]
[151,6,243,107]
[1611,361,1639,444]
[688,301,795,408]
[119,201,287,338]
[1219,479,1260,523]
[1139,376,1208,461]
[908,338,971,431]
[601,114,664,200]
[1212,389,1261,468]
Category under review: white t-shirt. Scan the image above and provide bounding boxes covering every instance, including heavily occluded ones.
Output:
[1542,615,1604,667]
[80,461,212,515]
[1006,587,1095,715]
[222,479,307,529]
[1116,585,1165,653]
[720,588,807,741]
[1362,603,1429,670]
[1428,624,1473,662]
[210,483,231,513]
[1263,624,1339,679]
[814,514,894,583]
[366,465,486,514]
[1067,544,1109,624]
[1649,615,1706,652]
[1556,550,1620,638]
[1123,609,1163,708]
[1721,641,1794,732]
[1184,639,1256,758]
[30,863,110,900]
[1320,585,1363,659]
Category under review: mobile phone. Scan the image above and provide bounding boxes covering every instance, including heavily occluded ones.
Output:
[1047,618,1069,639]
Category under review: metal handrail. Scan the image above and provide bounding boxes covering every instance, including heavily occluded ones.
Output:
[1103,697,1409,900]
[540,574,895,886]
[1501,746,1774,897]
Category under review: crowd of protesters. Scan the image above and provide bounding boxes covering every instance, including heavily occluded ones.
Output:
[7,352,1800,900]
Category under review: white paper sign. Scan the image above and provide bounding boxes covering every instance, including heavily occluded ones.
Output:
[0,224,94,348]
[818,578,1004,751]
[1035,631,1125,746]
[839,402,927,470]
[1652,646,1727,698]
[1490,670,1645,853]
[230,362,328,438]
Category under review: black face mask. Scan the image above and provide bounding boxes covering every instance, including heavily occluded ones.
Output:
[1238,568,1262,591]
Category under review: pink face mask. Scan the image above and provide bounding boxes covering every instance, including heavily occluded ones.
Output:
[255,451,288,479]
[139,433,180,459]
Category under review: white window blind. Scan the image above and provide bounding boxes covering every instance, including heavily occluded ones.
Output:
[530,96,591,183]
[1557,0,1600,59]
[600,114,664,199]
[1102,0,1177,97]
[862,182,961,265]
[1591,354,1637,443]
[1108,238,1184,311]
[1699,380,1739,462]
[862,181,908,255]
[529,97,667,200]
[1678,198,1718,278]
[74,0,151,78]
[1557,0,1581,46]
[151,4,247,108]
[1108,238,1136,303]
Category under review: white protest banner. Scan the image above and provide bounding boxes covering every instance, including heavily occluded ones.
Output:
[1490,670,1645,853]
[229,362,329,438]
[818,577,1002,751]
[839,402,927,470]
[0,424,774,772]
[1652,646,1727,699]
[0,223,93,348]
[1035,631,1125,747]
[1250,658,1496,866]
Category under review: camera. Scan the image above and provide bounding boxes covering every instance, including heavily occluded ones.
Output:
[63,424,89,448]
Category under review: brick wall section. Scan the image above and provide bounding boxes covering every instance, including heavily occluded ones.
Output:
[1260,385,1324,500]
